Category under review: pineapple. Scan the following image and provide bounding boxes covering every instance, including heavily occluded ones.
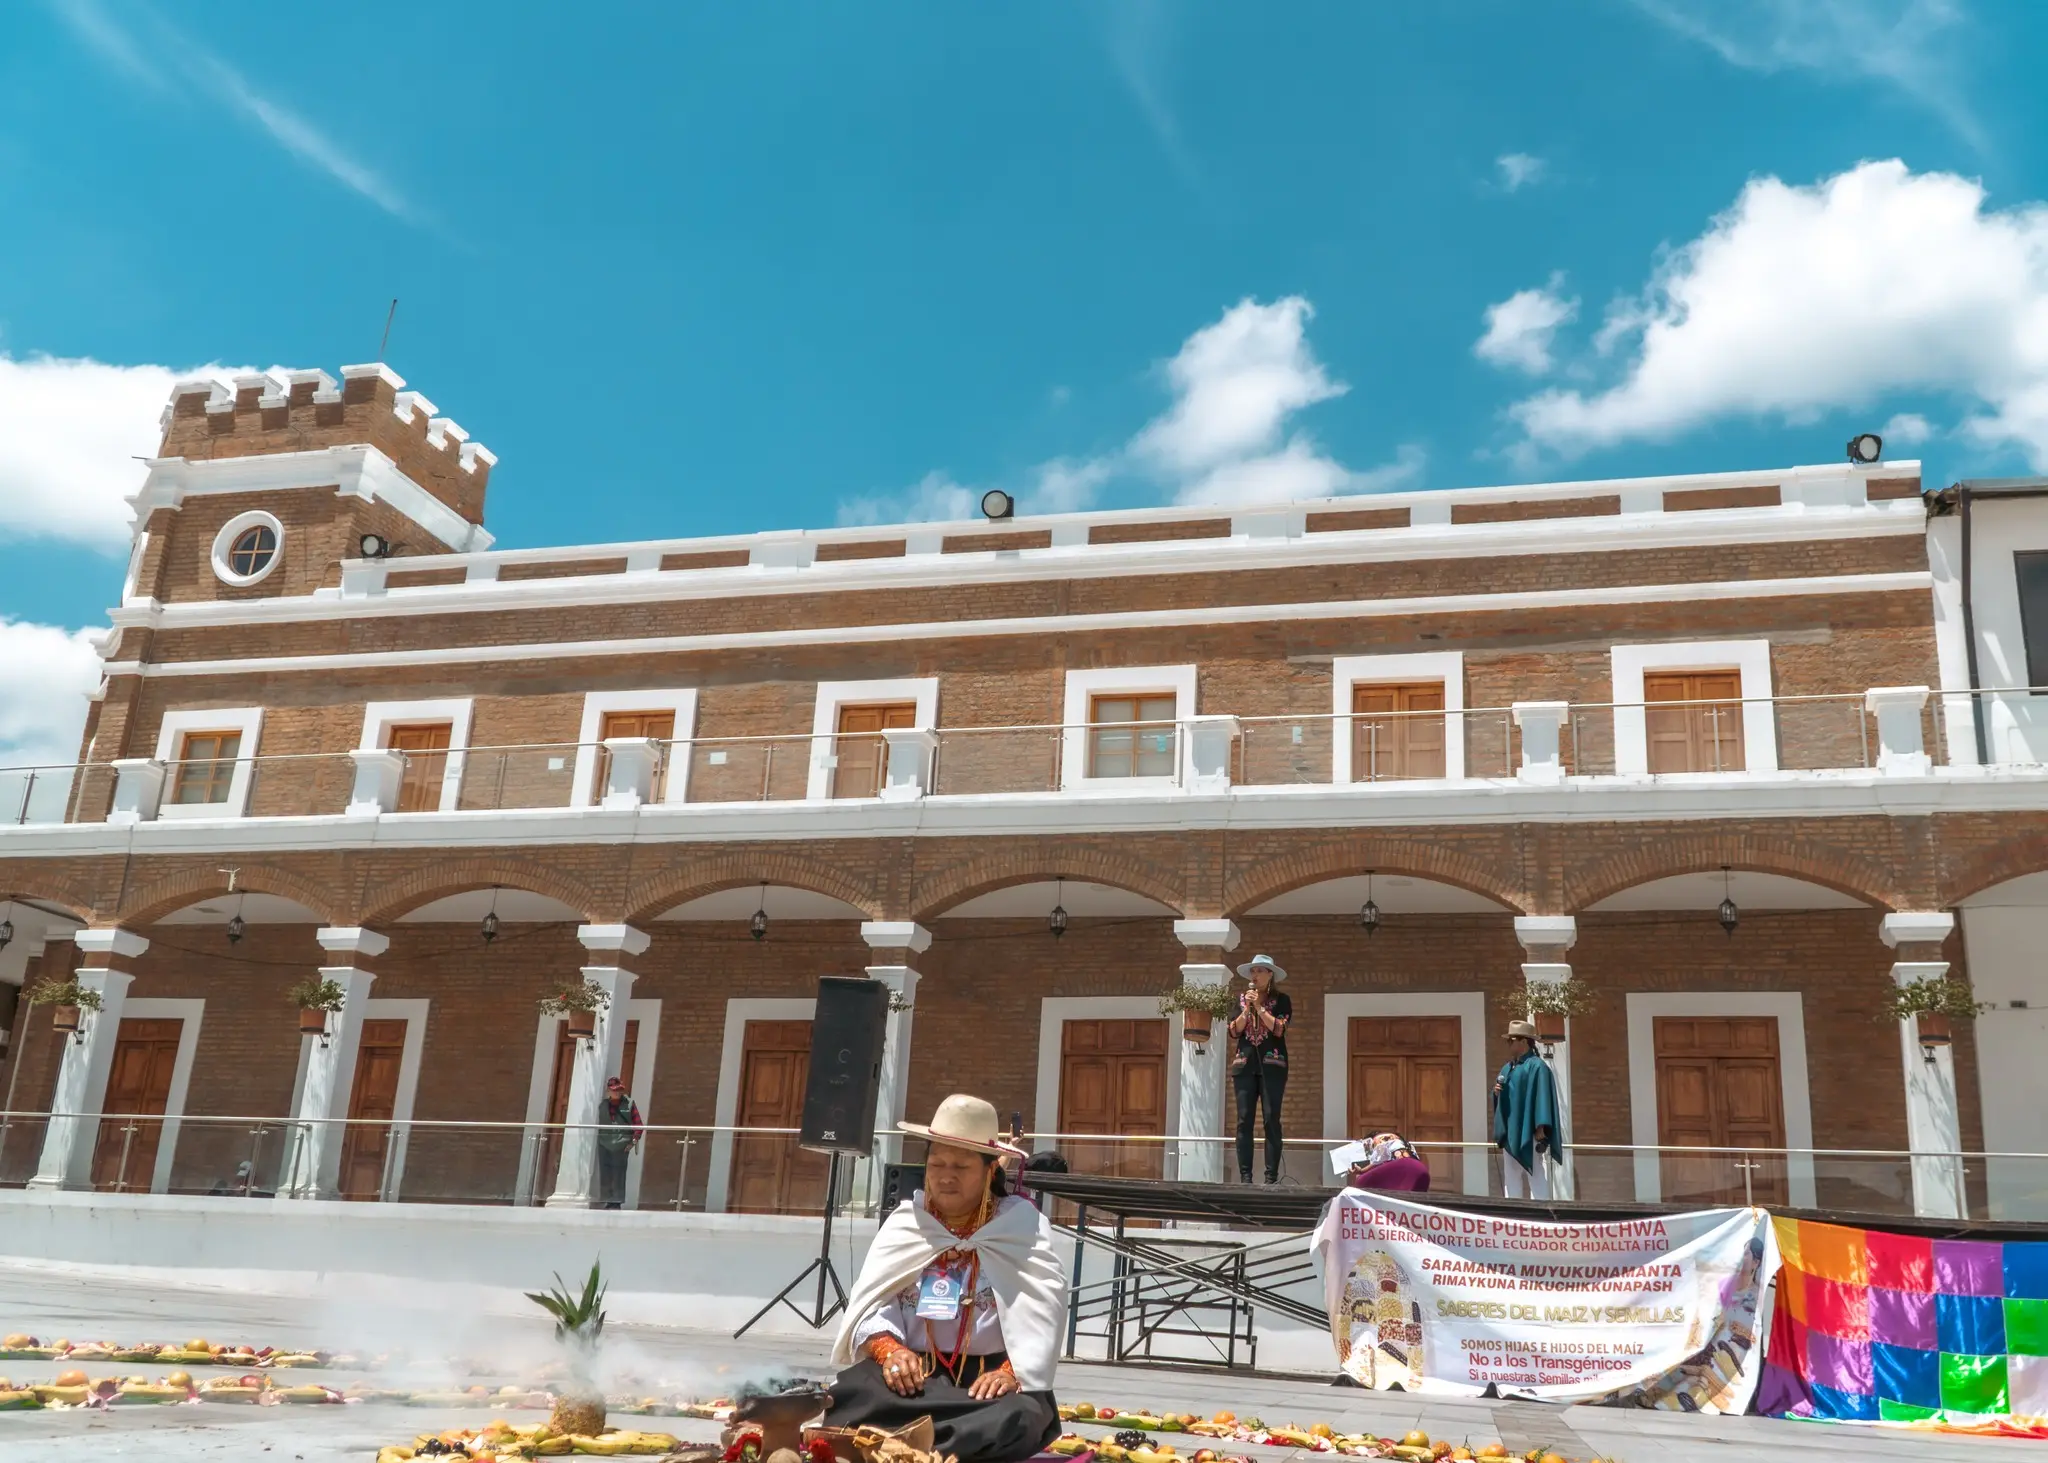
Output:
[526,1261,609,1439]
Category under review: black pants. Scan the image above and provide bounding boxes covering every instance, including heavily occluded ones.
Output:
[1233,1059,1287,1182]
[596,1144,630,1209]
[826,1356,1059,1463]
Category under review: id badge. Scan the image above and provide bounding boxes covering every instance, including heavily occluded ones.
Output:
[915,1263,966,1321]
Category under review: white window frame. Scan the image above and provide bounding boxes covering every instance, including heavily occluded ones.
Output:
[153,707,265,819]
[1331,652,1465,784]
[111,998,205,1195]
[357,699,474,813]
[1031,995,1184,1166]
[570,690,699,808]
[1610,640,1777,775]
[517,996,663,1207]
[706,996,816,1213]
[210,509,285,588]
[1061,665,1198,792]
[1321,992,1489,1196]
[1625,991,1815,1208]
[807,678,940,801]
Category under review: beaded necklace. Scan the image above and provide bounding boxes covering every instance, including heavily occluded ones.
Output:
[922,1186,993,1380]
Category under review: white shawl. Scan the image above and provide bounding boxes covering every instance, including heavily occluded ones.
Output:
[831,1193,1068,1392]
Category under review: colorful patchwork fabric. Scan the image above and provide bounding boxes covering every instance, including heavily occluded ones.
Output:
[1758,1216,2048,1425]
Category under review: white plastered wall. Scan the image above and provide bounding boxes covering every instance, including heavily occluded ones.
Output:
[1958,885,2048,1219]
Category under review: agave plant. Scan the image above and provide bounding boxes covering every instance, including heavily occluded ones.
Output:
[526,1261,608,1438]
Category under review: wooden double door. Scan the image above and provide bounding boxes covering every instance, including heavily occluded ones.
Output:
[1058,1019,1169,1180]
[337,1019,410,1201]
[1654,1017,1786,1204]
[833,703,916,799]
[729,1020,830,1214]
[90,1019,183,1192]
[1347,1017,1461,1190]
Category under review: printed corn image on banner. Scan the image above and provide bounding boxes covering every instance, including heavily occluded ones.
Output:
[1760,1215,2048,1430]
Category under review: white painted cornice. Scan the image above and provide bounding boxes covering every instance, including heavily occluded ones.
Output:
[128,446,494,554]
[100,570,1931,680]
[104,493,1923,637]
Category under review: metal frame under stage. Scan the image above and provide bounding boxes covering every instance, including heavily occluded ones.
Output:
[1026,1172,2048,1372]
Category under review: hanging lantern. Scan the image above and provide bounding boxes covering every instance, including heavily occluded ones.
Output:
[0,912,14,952]
[226,914,246,945]
[750,883,769,942]
[1048,878,1068,939]
[481,886,501,944]
[1717,866,1739,938]
[1358,870,1381,936]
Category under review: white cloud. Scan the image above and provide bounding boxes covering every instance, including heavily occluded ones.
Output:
[1508,160,2048,466]
[0,620,102,773]
[0,355,241,550]
[1627,0,1982,148]
[839,294,1419,523]
[1475,278,1578,375]
[1133,297,1347,475]
[1882,411,1936,447]
[50,0,416,221]
[1496,153,1548,192]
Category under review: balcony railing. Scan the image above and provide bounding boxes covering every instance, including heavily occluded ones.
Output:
[0,1110,2034,1221]
[0,684,2008,828]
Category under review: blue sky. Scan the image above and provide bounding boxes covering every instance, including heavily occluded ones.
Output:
[3,0,2048,764]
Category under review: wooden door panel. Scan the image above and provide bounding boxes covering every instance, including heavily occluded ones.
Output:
[730,1022,825,1214]
[1059,1020,1169,1181]
[1654,1018,1786,1203]
[90,1020,181,1192]
[388,723,453,812]
[338,1020,408,1201]
[833,703,916,798]
[1346,1016,1463,1188]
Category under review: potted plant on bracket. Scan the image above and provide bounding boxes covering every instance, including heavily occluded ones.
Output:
[538,982,607,1040]
[1881,974,1988,1053]
[25,975,102,1040]
[286,976,347,1042]
[1158,980,1237,1047]
[1522,976,1597,1045]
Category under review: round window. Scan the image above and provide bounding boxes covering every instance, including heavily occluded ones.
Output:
[210,510,286,587]
[228,524,277,577]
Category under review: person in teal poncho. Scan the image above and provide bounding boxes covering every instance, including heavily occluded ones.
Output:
[1491,1019,1564,1199]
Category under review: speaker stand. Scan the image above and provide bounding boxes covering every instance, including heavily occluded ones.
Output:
[736,1151,853,1338]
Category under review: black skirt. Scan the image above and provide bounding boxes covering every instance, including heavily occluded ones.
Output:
[825,1353,1059,1463]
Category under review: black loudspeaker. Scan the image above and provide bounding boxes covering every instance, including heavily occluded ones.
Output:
[799,976,889,1155]
[880,1162,924,1221]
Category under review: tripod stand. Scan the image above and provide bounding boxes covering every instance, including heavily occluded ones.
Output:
[736,1151,851,1337]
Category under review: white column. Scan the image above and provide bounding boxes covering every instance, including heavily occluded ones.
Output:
[1881,912,1965,1218]
[1866,686,1932,776]
[1172,918,1240,1183]
[278,928,387,1200]
[1513,915,1576,1200]
[859,921,930,1174]
[1511,703,1569,784]
[545,924,647,1208]
[29,929,146,1191]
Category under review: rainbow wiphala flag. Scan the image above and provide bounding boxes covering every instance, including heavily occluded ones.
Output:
[1761,1215,2048,1424]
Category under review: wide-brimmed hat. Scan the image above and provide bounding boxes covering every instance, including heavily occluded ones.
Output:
[899,1094,1018,1158]
[1504,1019,1538,1041]
[1236,953,1287,983]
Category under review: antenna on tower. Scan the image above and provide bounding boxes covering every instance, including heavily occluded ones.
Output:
[378,298,398,362]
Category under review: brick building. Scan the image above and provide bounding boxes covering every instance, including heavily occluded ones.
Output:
[0,363,2043,1221]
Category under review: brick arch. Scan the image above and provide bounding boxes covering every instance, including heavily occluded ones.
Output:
[0,880,104,927]
[1565,832,1892,914]
[624,851,884,925]
[911,847,1186,922]
[1941,835,2048,909]
[119,862,347,928]
[357,858,606,925]
[1223,840,1525,918]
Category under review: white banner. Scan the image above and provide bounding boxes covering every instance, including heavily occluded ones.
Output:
[1310,1192,1777,1412]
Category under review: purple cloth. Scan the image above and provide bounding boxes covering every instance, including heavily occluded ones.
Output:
[1353,1156,1432,1192]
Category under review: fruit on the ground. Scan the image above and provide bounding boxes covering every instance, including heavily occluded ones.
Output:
[0,1391,41,1411]
[184,1338,210,1352]
[1310,1422,1334,1439]
[1475,1449,1507,1460]
[30,1385,88,1405]
[1401,1432,1432,1450]
[113,1383,188,1405]
[1211,1412,1235,1425]
[0,1335,30,1348]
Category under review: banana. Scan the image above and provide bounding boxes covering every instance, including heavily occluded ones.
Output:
[276,1385,338,1404]
[30,1384,89,1405]
[196,1384,263,1404]
[0,1390,43,1410]
[569,1437,630,1456]
[113,1383,189,1405]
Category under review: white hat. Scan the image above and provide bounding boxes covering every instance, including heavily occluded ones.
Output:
[899,1094,1019,1158]
[1505,1019,1538,1040]
[1236,953,1287,983]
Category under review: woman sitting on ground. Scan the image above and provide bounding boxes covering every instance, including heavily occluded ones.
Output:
[1345,1132,1432,1193]
[827,1094,1067,1463]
